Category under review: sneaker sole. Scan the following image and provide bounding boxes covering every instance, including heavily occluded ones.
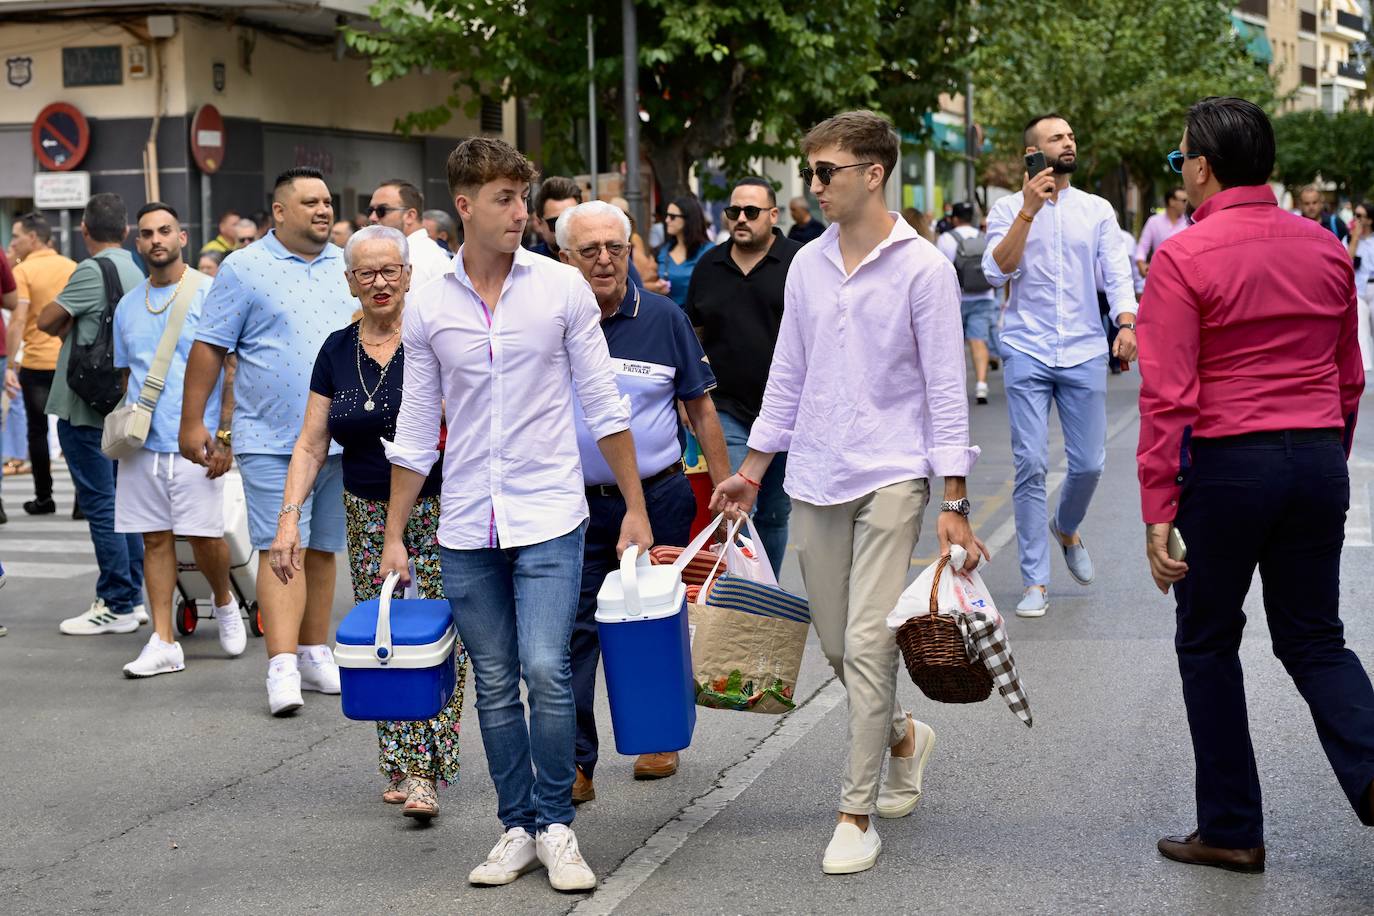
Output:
[468,861,541,886]
[822,838,882,875]
[270,699,304,717]
[123,663,186,679]
[60,622,141,636]
[1015,604,1048,618]
[549,873,598,892]
[300,684,341,695]
[876,728,936,819]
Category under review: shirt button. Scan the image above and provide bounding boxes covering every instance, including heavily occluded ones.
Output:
[1170,500,1177,506]
[1175,476,1183,483]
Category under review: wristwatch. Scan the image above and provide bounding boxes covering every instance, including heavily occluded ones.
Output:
[1117,321,1136,331]
[279,503,301,519]
[939,498,972,517]
[215,428,233,447]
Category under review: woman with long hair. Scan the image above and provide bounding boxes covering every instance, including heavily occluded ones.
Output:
[655,195,714,309]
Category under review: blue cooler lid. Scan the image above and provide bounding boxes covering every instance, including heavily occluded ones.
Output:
[337,597,453,647]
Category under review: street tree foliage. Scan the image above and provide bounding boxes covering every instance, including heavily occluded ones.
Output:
[348,0,973,199]
[970,0,1275,212]
[1274,110,1374,201]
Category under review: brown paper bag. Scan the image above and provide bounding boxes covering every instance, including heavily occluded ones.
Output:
[688,601,808,714]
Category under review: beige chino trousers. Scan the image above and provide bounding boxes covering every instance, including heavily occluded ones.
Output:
[791,479,929,815]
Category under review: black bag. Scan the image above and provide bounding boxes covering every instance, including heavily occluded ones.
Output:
[65,257,126,416]
[951,231,992,294]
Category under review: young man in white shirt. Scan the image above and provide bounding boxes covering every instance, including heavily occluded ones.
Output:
[982,114,1138,618]
[380,138,652,894]
[712,110,985,876]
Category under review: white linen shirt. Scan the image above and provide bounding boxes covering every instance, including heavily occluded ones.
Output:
[406,227,454,289]
[385,245,630,550]
[982,186,1137,368]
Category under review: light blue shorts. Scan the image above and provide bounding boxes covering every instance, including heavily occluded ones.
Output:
[960,296,999,343]
[237,452,346,553]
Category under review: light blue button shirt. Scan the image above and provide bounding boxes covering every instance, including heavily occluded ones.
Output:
[195,231,355,454]
[982,187,1137,368]
[113,276,221,454]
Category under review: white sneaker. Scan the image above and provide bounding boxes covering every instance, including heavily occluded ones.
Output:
[133,603,149,625]
[975,380,989,404]
[213,600,247,657]
[297,645,341,694]
[266,666,304,717]
[876,718,937,818]
[60,599,140,635]
[537,824,597,892]
[821,821,882,875]
[468,827,540,886]
[123,633,185,678]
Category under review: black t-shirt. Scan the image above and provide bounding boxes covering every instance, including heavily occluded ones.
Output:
[685,229,801,425]
[787,219,825,244]
[310,321,442,502]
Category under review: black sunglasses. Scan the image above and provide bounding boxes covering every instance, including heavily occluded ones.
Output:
[799,162,875,186]
[724,205,768,221]
[367,204,403,217]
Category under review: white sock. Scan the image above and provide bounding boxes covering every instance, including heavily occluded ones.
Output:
[268,652,298,676]
[297,643,328,662]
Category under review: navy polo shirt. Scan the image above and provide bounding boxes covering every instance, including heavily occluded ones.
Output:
[574,284,715,486]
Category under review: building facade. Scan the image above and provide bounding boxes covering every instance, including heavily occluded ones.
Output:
[1235,0,1370,112]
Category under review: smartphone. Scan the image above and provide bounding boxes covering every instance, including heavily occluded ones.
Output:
[1024,150,1047,176]
[1167,526,1188,562]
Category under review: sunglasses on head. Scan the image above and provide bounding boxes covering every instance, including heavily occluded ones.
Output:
[724,205,768,221]
[799,162,875,186]
[1166,150,1201,174]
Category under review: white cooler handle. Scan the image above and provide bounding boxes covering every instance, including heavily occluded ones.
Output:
[619,545,654,617]
[376,569,401,665]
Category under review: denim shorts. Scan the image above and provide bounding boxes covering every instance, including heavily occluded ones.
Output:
[960,296,999,343]
[237,452,346,552]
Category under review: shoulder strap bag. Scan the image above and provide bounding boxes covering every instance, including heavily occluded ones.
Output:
[101,268,208,459]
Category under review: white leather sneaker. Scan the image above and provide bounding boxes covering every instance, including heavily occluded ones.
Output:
[297,645,341,694]
[266,666,304,717]
[876,718,936,818]
[468,827,540,886]
[537,824,597,892]
[213,600,247,657]
[821,821,882,875]
[59,599,140,635]
[123,634,185,678]
[133,603,149,625]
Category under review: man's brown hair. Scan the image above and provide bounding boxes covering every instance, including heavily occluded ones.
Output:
[446,137,537,198]
[801,110,899,187]
[535,176,584,220]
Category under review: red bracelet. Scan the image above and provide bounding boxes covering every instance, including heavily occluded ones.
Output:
[738,472,762,489]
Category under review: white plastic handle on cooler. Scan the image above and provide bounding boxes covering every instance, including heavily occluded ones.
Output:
[375,569,400,664]
[620,544,643,617]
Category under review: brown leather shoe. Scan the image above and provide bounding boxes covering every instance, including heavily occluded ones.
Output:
[633,751,679,780]
[572,766,595,805]
[1157,831,1264,873]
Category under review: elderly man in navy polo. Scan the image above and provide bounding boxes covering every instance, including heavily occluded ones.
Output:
[558,200,732,801]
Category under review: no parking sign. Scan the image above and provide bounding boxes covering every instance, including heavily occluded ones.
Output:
[31,102,90,172]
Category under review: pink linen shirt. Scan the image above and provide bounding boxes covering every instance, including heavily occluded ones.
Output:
[385,245,631,549]
[1136,185,1364,524]
[747,214,979,506]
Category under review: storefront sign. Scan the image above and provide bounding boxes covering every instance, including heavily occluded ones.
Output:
[63,46,122,87]
[34,171,90,209]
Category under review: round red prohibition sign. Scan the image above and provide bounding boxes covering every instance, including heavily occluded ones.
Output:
[32,102,91,172]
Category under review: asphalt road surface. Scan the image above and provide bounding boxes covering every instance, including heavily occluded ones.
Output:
[3,367,1372,915]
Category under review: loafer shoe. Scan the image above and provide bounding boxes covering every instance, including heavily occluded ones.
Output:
[572,766,595,805]
[633,752,679,780]
[1015,587,1049,618]
[821,822,881,875]
[469,827,540,886]
[1050,517,1094,585]
[1157,831,1264,874]
[876,718,936,818]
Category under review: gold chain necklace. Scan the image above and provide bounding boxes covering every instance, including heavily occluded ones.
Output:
[145,268,188,316]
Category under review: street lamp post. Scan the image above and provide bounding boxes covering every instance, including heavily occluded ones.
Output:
[588,14,598,200]
[621,0,646,233]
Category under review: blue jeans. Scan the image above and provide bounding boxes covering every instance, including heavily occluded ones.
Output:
[440,522,586,832]
[2,373,26,462]
[717,411,790,576]
[573,472,696,776]
[1003,350,1105,587]
[57,420,144,614]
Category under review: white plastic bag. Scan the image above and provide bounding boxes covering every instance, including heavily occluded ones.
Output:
[886,546,1000,632]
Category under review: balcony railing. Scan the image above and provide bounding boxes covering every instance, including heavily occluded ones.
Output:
[1336,9,1366,33]
[1337,60,1366,81]
[1301,10,1318,32]
[1302,64,1319,86]
[1236,0,1268,17]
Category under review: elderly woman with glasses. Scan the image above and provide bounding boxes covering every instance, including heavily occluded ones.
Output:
[269,224,466,820]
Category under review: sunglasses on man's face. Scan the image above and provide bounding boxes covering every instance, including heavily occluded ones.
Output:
[799,162,875,186]
[1167,150,1202,174]
[367,204,401,218]
[724,205,768,221]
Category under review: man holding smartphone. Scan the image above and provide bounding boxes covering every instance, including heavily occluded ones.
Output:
[982,113,1138,618]
[1138,96,1374,874]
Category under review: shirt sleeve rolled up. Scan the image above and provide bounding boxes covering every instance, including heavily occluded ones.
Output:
[565,280,630,441]
[981,197,1018,288]
[384,305,442,475]
[913,260,980,477]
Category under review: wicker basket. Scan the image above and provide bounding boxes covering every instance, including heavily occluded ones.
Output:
[896,555,993,704]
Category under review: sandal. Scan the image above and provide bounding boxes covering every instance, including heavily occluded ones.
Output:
[402,777,438,820]
[382,776,408,804]
[3,460,29,477]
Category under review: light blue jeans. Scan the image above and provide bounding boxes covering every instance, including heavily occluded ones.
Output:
[440,522,586,832]
[717,411,790,577]
[1003,349,1106,587]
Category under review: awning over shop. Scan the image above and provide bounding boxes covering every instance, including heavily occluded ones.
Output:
[1232,13,1274,64]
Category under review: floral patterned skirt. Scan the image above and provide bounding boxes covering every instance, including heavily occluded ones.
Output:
[343,491,467,785]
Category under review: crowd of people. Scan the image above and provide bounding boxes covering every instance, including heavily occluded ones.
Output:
[0,95,1371,889]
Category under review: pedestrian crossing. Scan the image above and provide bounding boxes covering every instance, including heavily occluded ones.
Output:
[0,466,99,580]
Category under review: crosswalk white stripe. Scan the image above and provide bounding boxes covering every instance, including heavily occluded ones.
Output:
[4,562,98,579]
[0,539,96,554]
[0,521,90,534]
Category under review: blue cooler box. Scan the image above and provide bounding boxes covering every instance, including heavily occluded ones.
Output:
[595,546,696,755]
[335,571,456,722]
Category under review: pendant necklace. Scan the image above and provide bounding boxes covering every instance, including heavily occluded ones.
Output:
[355,324,400,411]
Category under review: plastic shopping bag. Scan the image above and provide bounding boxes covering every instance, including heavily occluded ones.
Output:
[886,546,998,632]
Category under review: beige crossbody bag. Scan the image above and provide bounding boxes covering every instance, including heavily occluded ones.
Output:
[101,268,207,460]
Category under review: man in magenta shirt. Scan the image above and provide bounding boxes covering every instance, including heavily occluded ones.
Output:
[712,110,985,876]
[1137,96,1374,875]
[1133,186,1189,280]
